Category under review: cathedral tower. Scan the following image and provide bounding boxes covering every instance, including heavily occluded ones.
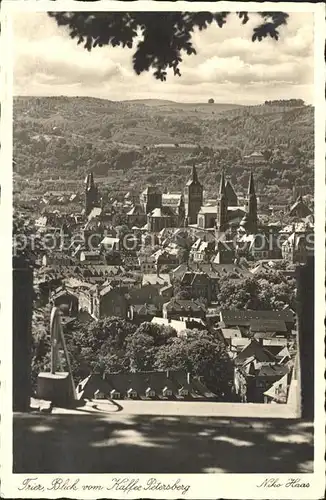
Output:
[216,169,228,233]
[85,172,98,216]
[185,164,203,225]
[245,170,258,233]
[225,180,238,207]
[140,186,162,214]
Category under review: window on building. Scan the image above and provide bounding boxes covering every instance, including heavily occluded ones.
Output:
[145,387,155,398]
[127,388,137,399]
[162,387,173,397]
[110,389,120,399]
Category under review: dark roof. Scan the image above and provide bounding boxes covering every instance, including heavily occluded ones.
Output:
[252,331,277,340]
[81,251,102,259]
[225,180,238,205]
[181,271,209,286]
[149,206,176,217]
[257,364,289,378]
[132,304,158,316]
[235,339,277,365]
[220,309,295,326]
[77,370,216,400]
[249,319,287,333]
[52,288,77,300]
[265,345,287,357]
[127,204,145,215]
[172,263,250,278]
[164,299,206,312]
[289,197,312,217]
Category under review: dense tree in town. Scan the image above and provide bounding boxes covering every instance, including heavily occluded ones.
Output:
[112,213,129,227]
[49,10,289,80]
[154,330,233,398]
[177,247,190,265]
[216,270,296,311]
[125,332,157,372]
[48,318,178,379]
[133,321,177,346]
[64,317,137,378]
[94,351,130,375]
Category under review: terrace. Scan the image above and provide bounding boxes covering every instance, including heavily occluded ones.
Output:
[14,403,313,473]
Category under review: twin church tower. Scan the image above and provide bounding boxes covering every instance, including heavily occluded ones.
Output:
[84,165,258,235]
[185,164,258,234]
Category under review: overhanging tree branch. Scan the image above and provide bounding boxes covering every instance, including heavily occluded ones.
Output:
[48,10,289,81]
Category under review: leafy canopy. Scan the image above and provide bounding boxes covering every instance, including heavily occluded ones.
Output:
[49,10,289,81]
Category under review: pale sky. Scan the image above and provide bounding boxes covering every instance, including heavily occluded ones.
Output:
[13,11,314,104]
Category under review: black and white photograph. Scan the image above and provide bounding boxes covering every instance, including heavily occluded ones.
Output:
[1,1,325,498]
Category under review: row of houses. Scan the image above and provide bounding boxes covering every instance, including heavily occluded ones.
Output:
[77,370,217,401]
[75,339,295,405]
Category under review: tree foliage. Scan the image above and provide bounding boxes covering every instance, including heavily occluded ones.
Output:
[48,11,289,80]
[31,311,232,398]
[216,270,296,311]
[154,329,233,397]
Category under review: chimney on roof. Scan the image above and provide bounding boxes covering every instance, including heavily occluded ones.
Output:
[187,372,191,384]
[166,370,170,379]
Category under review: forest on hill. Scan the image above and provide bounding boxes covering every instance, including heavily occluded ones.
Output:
[13,96,314,204]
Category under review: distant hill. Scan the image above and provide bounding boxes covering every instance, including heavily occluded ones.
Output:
[13,95,313,148]
[124,98,243,111]
[13,96,314,204]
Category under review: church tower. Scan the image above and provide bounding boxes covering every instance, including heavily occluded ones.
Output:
[216,169,228,234]
[245,170,258,233]
[185,164,203,225]
[85,172,98,216]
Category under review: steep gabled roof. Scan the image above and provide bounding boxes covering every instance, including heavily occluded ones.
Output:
[225,180,238,206]
[235,339,277,365]
[127,204,145,216]
[218,169,226,197]
[289,196,312,217]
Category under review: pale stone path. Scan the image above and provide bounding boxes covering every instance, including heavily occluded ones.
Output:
[52,399,300,418]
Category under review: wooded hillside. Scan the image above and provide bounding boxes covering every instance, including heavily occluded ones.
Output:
[13,96,314,203]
